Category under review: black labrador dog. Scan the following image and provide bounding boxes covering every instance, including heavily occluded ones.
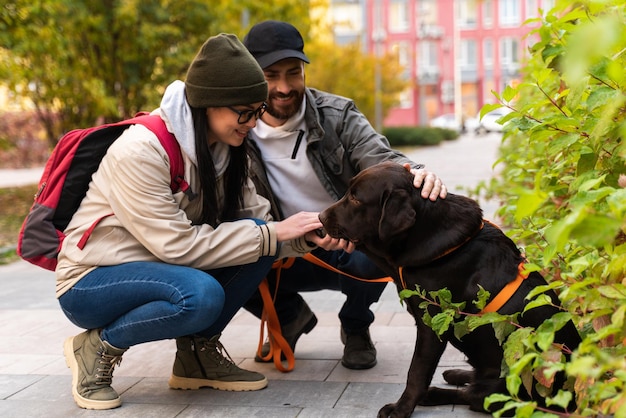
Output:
[319,161,580,418]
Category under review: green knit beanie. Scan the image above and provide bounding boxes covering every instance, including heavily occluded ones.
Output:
[185,33,268,108]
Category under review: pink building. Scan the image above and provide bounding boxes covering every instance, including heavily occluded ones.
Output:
[330,0,554,127]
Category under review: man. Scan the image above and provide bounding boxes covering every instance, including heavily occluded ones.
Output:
[242,20,447,370]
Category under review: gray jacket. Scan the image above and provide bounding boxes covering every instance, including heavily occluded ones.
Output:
[248,87,424,220]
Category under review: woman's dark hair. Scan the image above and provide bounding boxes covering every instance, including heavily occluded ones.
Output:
[190,106,248,226]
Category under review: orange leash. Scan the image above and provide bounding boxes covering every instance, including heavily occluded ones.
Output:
[302,253,393,283]
[257,258,296,372]
[257,254,393,372]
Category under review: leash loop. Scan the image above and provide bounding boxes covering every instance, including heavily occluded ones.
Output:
[257,254,392,372]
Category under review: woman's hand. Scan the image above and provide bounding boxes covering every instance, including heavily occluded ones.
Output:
[404,163,447,201]
[274,211,323,242]
[274,212,355,253]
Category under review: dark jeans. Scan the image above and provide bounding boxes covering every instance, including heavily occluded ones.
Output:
[244,247,388,332]
[59,256,274,349]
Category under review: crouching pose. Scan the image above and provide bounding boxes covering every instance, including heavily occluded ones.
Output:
[56,34,333,410]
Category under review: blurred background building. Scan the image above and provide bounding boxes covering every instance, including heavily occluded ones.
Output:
[327,0,555,127]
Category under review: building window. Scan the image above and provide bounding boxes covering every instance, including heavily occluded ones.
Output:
[542,0,555,13]
[389,0,410,33]
[499,0,520,26]
[417,41,439,81]
[483,38,493,68]
[483,0,494,27]
[392,41,412,78]
[417,0,437,25]
[460,39,478,70]
[500,37,519,70]
[525,0,539,18]
[331,1,363,37]
[459,0,478,28]
[398,87,413,108]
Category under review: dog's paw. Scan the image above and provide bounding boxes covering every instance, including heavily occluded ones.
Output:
[377,402,414,418]
[443,368,474,386]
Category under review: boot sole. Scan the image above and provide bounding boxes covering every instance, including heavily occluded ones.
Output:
[63,336,122,410]
[168,374,268,391]
[254,315,318,363]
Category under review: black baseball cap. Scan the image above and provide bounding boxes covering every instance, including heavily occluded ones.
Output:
[243,20,310,69]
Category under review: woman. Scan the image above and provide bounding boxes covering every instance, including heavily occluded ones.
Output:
[56,34,339,410]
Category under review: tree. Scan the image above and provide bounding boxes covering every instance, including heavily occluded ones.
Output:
[0,0,312,146]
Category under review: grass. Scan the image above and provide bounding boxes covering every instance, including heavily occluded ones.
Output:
[0,184,38,265]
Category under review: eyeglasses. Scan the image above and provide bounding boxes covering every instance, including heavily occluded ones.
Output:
[227,102,267,124]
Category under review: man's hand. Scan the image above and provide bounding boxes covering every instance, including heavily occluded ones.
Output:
[403,163,447,201]
[305,230,356,253]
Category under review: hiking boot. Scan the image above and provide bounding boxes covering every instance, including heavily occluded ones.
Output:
[340,327,377,370]
[169,334,267,391]
[254,301,318,362]
[63,329,126,410]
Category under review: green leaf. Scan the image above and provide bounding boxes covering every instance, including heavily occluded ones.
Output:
[506,372,523,396]
[576,152,597,175]
[514,188,548,222]
[493,321,517,345]
[523,294,554,313]
[502,85,518,102]
[570,214,623,247]
[545,389,573,409]
[597,284,626,300]
[430,312,454,337]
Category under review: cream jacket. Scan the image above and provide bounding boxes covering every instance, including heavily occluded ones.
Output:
[55,81,314,298]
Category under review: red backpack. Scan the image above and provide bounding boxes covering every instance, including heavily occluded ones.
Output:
[17,114,193,271]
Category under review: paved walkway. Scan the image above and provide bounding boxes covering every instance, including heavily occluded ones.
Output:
[0,132,503,417]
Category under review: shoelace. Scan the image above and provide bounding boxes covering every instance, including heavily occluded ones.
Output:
[95,349,123,385]
[200,339,237,368]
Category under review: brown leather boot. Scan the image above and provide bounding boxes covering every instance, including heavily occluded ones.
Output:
[170,334,267,391]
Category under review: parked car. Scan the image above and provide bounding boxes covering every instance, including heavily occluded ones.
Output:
[429,113,463,133]
[475,107,513,133]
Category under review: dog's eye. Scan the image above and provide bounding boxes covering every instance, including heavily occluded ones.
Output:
[349,193,361,206]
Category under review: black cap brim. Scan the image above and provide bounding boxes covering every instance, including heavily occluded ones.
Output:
[256,49,310,69]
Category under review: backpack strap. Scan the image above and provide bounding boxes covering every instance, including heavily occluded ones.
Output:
[128,114,196,200]
[77,115,196,250]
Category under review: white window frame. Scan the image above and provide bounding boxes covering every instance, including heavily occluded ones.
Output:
[483,0,493,27]
[500,37,519,68]
[525,0,539,18]
[389,0,410,33]
[417,0,437,25]
[458,0,478,28]
[499,0,521,27]
[483,38,493,68]
[331,1,363,37]
[460,39,478,70]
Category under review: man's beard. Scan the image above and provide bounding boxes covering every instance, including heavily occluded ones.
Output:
[266,89,304,121]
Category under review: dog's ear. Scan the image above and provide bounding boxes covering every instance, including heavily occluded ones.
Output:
[379,189,416,244]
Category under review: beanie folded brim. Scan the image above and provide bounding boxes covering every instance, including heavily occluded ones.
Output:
[185,80,268,108]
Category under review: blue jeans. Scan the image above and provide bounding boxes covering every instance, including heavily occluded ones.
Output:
[59,255,274,349]
[244,247,388,332]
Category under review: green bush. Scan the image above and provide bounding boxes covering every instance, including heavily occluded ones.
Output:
[433,127,460,141]
[382,126,447,147]
[463,1,626,416]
